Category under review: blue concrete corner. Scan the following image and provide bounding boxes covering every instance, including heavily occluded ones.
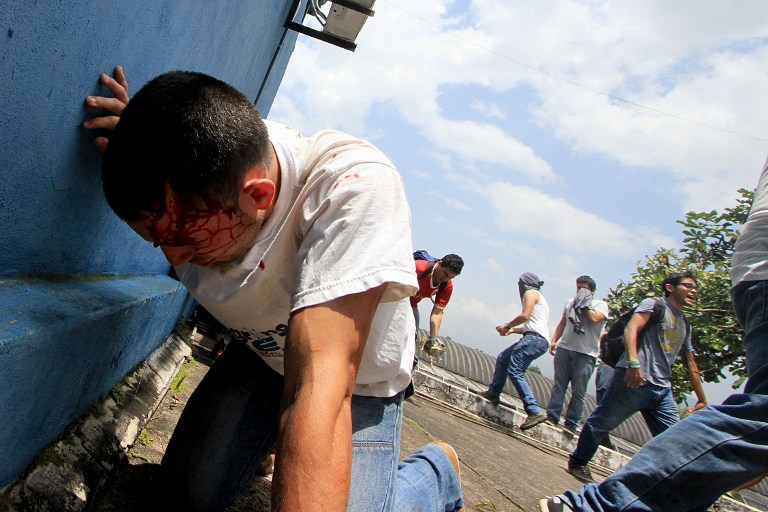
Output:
[0,274,194,486]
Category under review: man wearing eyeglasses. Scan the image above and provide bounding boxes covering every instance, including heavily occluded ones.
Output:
[563,271,708,483]
[541,159,768,512]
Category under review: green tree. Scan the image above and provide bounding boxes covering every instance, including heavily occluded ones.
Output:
[605,188,754,405]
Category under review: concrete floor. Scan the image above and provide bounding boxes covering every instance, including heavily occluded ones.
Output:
[90,335,760,512]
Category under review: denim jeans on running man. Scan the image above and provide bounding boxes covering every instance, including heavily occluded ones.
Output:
[489,333,548,414]
[559,279,768,511]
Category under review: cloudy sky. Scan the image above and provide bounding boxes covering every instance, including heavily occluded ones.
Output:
[270,0,768,402]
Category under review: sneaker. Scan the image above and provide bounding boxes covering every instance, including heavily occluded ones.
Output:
[566,461,594,483]
[520,411,548,430]
[432,442,464,511]
[539,496,573,511]
[562,424,579,436]
[545,416,559,427]
[478,390,501,405]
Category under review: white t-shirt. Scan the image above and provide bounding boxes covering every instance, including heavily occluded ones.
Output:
[731,155,768,286]
[557,298,609,357]
[522,290,551,342]
[177,121,418,397]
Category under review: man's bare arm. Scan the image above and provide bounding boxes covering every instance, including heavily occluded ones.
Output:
[429,305,444,338]
[272,284,386,511]
[683,351,708,413]
[586,308,606,323]
[623,311,651,388]
[496,289,539,336]
[549,314,566,355]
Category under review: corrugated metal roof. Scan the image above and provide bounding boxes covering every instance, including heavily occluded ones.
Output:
[417,331,653,448]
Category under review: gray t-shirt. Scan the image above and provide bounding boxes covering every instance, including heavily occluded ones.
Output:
[616,297,692,388]
[557,298,610,357]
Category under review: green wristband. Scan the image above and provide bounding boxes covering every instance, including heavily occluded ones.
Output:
[626,360,641,369]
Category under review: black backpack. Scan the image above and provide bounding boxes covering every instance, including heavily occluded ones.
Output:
[599,298,688,367]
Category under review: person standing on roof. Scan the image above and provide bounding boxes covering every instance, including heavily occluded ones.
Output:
[546,276,609,435]
[480,272,551,430]
[564,271,707,484]
[541,157,768,512]
[410,253,464,356]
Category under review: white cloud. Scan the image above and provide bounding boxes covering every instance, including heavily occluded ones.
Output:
[470,100,506,120]
[427,191,473,212]
[484,182,675,256]
[273,0,768,388]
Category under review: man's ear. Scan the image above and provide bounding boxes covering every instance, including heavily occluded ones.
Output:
[240,176,277,216]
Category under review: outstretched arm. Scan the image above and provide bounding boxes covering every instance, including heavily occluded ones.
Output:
[82,66,128,153]
[272,284,386,511]
[496,289,539,336]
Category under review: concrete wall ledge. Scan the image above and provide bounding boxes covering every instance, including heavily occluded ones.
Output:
[1,333,191,511]
[0,274,193,487]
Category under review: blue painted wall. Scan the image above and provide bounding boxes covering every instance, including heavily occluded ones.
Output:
[0,0,304,486]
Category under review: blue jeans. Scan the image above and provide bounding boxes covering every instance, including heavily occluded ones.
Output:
[489,333,548,414]
[561,280,768,511]
[162,342,463,511]
[547,347,597,428]
[595,364,615,404]
[569,368,679,468]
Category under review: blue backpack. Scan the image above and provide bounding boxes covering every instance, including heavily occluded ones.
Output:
[413,250,447,291]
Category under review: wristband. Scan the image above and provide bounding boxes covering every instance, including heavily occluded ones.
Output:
[626,360,641,369]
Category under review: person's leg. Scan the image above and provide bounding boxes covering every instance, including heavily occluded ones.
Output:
[393,444,464,511]
[507,334,548,414]
[412,306,421,368]
[561,396,768,512]
[347,394,401,511]
[738,280,768,394]
[564,353,596,430]
[161,343,283,511]
[639,386,679,436]
[348,392,463,511]
[546,347,573,423]
[557,280,768,511]
[569,370,651,467]
[487,344,514,397]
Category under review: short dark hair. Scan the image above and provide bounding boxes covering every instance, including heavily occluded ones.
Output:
[102,71,272,220]
[662,270,697,297]
[576,275,596,292]
[440,254,464,275]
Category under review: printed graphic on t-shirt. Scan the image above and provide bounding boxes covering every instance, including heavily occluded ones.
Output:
[660,309,685,355]
[230,324,288,357]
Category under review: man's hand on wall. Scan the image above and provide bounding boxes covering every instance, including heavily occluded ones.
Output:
[83,66,128,153]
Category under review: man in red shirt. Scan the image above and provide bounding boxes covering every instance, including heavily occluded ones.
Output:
[410,254,464,355]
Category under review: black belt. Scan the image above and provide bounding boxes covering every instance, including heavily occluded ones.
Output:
[522,331,540,337]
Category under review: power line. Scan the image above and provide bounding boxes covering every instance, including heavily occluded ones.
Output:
[381,0,768,143]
